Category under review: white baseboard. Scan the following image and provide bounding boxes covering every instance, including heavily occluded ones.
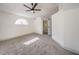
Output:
[52,36,64,47]
[62,46,79,54]
[0,32,36,41]
[52,36,79,54]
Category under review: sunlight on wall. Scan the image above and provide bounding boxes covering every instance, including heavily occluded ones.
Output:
[24,37,40,45]
[15,19,29,25]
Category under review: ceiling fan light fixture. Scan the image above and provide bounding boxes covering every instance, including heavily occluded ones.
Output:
[31,11,33,13]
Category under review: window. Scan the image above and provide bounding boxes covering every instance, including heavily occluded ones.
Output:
[15,19,29,25]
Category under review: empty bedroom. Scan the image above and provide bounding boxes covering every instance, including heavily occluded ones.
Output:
[0,3,79,55]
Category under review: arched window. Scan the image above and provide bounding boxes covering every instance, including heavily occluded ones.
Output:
[15,19,29,25]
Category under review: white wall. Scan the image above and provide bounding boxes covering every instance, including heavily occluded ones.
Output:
[0,10,43,41]
[52,10,64,46]
[52,3,79,54]
[0,10,35,40]
[64,8,79,53]
[34,17,43,34]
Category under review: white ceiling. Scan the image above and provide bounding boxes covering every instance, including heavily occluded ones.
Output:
[0,3,59,18]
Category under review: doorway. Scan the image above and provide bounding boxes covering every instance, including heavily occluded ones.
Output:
[43,20,48,35]
[43,19,52,37]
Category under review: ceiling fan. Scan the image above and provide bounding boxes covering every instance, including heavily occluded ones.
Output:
[24,3,41,13]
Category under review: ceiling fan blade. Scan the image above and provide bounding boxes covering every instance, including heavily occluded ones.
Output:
[34,9,41,11]
[32,3,37,10]
[24,4,32,10]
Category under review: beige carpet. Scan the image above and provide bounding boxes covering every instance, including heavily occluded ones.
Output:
[0,33,76,55]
